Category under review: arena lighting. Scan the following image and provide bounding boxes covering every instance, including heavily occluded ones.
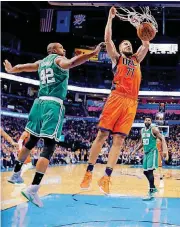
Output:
[149,43,178,54]
[1,72,180,97]
[48,1,180,7]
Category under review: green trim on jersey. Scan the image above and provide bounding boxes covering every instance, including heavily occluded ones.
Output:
[38,54,69,100]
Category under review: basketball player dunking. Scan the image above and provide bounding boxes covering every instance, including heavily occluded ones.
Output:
[157,132,164,187]
[4,42,103,207]
[80,6,152,194]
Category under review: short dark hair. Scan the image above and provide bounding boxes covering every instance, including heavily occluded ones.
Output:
[144,116,152,121]
[47,43,57,55]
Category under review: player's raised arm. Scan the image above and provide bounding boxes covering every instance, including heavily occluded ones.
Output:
[135,40,149,63]
[152,127,168,159]
[105,7,120,65]
[3,59,40,73]
[56,42,104,69]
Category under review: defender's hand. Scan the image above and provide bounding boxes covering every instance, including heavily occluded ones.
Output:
[93,42,105,55]
[3,60,13,73]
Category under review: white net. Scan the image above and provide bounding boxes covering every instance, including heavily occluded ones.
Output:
[116,7,158,32]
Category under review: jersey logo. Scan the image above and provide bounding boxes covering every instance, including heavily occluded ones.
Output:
[122,58,138,78]
[41,61,52,67]
[122,58,137,67]
[142,133,150,138]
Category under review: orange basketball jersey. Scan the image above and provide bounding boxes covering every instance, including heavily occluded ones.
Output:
[112,55,141,99]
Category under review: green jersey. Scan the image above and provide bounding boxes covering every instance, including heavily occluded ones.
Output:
[38,54,69,100]
[141,127,157,154]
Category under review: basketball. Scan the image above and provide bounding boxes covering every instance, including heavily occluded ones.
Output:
[137,22,156,41]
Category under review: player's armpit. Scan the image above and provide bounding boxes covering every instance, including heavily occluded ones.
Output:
[105,40,120,65]
[135,41,149,63]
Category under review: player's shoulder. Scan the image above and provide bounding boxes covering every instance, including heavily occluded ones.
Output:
[151,126,159,131]
[141,127,144,133]
[151,126,160,137]
[54,55,67,63]
[132,54,139,63]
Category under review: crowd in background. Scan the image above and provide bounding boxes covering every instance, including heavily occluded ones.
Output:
[1,116,180,170]
[89,111,180,120]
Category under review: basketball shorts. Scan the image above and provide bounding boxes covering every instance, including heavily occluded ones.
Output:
[143,149,158,171]
[25,98,65,142]
[98,92,138,136]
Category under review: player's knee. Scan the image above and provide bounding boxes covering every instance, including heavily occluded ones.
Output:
[40,138,56,161]
[112,134,125,147]
[96,130,109,143]
[25,134,39,150]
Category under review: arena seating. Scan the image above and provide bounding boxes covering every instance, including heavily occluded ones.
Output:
[1,116,180,169]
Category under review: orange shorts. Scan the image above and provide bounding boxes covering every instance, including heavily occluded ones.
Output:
[98,91,138,136]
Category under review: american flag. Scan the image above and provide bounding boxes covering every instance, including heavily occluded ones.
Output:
[40,9,54,32]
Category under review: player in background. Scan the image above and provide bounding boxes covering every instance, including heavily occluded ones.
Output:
[157,132,172,180]
[0,127,19,149]
[4,41,103,207]
[156,130,165,188]
[80,6,151,194]
[133,117,168,200]
[155,112,170,186]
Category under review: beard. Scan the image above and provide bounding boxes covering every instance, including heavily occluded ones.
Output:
[122,51,133,57]
[145,123,151,129]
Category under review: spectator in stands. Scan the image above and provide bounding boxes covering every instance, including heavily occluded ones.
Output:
[1,116,180,169]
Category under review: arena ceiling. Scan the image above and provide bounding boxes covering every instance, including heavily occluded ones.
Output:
[1,1,180,67]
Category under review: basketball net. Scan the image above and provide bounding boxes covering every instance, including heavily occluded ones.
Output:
[116,7,158,32]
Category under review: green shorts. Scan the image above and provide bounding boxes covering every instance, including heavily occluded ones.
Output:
[25,98,65,142]
[143,149,158,171]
